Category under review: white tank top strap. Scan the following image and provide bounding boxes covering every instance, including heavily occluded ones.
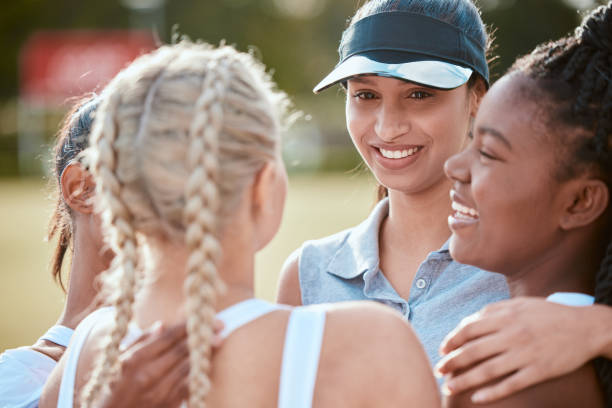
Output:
[38,325,74,347]
[278,305,327,408]
[57,307,114,408]
[217,298,287,339]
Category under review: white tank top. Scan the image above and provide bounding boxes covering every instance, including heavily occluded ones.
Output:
[57,300,326,408]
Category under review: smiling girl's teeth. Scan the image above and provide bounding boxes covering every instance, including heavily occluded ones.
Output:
[451,201,479,218]
[380,148,418,159]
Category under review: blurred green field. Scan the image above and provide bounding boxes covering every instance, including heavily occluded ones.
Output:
[0,173,376,352]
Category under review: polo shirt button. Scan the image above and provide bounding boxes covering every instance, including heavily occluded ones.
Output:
[416,278,427,289]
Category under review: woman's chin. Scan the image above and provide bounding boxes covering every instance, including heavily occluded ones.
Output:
[449,234,476,265]
[371,173,437,196]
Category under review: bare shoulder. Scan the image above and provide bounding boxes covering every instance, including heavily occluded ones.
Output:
[276,249,302,306]
[324,301,418,344]
[39,349,68,408]
[39,320,113,408]
[319,301,440,408]
[445,362,604,408]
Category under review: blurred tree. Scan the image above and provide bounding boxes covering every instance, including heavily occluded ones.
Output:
[482,0,583,80]
[0,0,608,176]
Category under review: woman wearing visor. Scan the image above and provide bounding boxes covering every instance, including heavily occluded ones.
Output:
[278,0,508,368]
[278,0,612,402]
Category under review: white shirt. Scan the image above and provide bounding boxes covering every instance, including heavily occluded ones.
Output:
[547,292,595,306]
[58,300,326,408]
[0,325,73,408]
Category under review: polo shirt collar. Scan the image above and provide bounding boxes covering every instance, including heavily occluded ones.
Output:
[326,198,389,279]
[326,198,452,280]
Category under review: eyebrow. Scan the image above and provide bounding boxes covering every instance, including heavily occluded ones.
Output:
[478,126,512,150]
[348,76,377,85]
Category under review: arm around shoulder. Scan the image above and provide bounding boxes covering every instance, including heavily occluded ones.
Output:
[589,303,612,360]
[444,362,604,408]
[276,249,302,306]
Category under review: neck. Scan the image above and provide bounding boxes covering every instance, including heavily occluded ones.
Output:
[57,230,109,329]
[506,234,601,298]
[134,233,256,328]
[384,177,452,252]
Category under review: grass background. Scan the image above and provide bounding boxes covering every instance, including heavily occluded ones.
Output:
[0,173,376,351]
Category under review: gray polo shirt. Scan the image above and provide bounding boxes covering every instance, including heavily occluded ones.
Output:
[294,198,509,368]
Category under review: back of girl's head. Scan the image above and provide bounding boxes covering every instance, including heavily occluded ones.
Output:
[80,41,287,407]
[48,96,99,292]
[507,2,612,403]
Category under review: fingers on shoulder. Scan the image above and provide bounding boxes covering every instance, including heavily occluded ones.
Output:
[276,249,302,305]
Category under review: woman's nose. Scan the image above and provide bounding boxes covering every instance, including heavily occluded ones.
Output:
[444,149,471,184]
[374,101,411,142]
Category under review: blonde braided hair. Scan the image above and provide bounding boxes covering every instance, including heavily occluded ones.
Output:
[80,47,179,405]
[79,86,140,405]
[80,42,287,407]
[183,56,229,407]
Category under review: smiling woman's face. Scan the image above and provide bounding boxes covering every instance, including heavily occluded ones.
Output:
[444,73,569,275]
[346,75,478,195]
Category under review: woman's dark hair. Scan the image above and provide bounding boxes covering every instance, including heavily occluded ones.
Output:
[47,95,98,292]
[344,0,491,202]
[508,2,612,404]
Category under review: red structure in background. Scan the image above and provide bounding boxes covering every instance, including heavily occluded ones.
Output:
[20,30,156,105]
[16,30,156,174]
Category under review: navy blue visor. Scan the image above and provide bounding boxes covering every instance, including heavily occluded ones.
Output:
[314,11,489,93]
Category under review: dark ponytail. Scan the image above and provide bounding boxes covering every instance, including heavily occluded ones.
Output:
[509,2,612,404]
[47,96,98,292]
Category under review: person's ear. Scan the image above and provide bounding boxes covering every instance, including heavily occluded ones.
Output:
[60,163,95,215]
[250,162,277,222]
[559,178,609,230]
[468,78,487,118]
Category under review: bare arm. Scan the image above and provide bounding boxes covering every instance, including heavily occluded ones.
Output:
[436,298,612,403]
[276,250,302,306]
[443,362,604,408]
[592,303,612,360]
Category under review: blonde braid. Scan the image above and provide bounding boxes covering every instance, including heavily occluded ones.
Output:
[79,87,140,406]
[76,42,287,407]
[183,55,230,408]
[80,46,188,406]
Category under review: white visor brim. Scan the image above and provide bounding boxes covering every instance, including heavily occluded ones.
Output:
[313,55,473,93]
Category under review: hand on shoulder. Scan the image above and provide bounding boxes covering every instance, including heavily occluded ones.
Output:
[436,297,611,403]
